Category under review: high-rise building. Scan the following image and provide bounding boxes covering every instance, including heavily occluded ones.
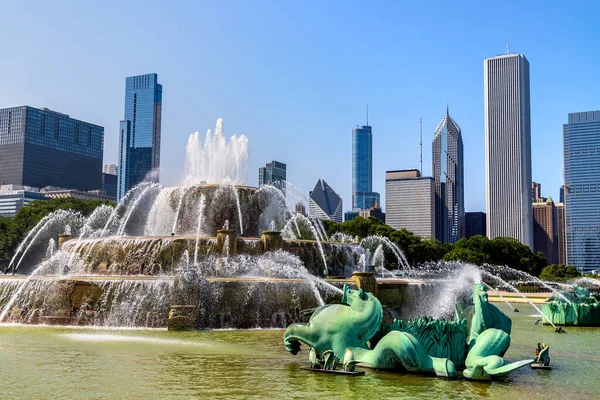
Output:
[295,201,306,216]
[0,106,103,190]
[258,161,286,193]
[563,110,600,271]
[556,202,566,265]
[484,53,533,248]
[432,108,464,243]
[352,124,379,210]
[309,179,343,223]
[532,182,545,203]
[464,212,487,238]
[117,73,162,200]
[385,169,435,238]
[533,197,557,265]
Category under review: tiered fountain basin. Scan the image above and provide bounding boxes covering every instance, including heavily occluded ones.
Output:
[0,270,438,330]
[61,233,357,277]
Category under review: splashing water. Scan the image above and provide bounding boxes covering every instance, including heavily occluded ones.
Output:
[183,118,248,185]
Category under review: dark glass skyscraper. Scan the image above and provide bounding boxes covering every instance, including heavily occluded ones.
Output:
[352,124,379,210]
[563,110,600,272]
[258,160,286,194]
[0,106,103,190]
[117,73,162,200]
[432,108,464,243]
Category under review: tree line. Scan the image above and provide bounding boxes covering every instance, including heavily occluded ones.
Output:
[322,216,580,279]
[0,198,114,268]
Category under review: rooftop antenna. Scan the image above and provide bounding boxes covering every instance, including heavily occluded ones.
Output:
[419,117,423,174]
[506,43,509,54]
[366,103,369,126]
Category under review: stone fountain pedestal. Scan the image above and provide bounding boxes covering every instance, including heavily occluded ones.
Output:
[261,231,283,252]
[58,234,75,249]
[216,229,237,256]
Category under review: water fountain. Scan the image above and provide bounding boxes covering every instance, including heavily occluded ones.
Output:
[0,119,363,330]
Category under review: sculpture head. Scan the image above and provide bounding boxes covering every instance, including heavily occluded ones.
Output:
[472,283,488,304]
[342,285,369,306]
[340,284,383,343]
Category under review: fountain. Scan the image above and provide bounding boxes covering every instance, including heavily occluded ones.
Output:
[0,119,363,329]
[542,285,600,326]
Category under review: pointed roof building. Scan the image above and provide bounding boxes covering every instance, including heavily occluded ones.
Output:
[309,179,343,223]
[432,107,464,243]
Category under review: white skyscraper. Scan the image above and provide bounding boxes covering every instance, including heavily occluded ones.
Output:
[484,53,533,248]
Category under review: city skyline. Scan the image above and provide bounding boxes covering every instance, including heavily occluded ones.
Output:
[1,2,599,213]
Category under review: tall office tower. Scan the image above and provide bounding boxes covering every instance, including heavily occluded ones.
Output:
[258,161,286,194]
[556,202,566,265]
[563,110,600,271]
[385,169,435,238]
[352,124,379,210]
[533,197,557,265]
[117,73,162,200]
[432,108,464,243]
[531,182,545,203]
[484,53,533,248]
[0,106,103,190]
[464,212,487,238]
[309,179,343,223]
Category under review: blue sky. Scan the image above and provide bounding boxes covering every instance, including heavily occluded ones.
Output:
[1,0,599,213]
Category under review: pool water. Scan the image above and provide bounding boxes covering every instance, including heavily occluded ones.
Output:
[0,304,598,399]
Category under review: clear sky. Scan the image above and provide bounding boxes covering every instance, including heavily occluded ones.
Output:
[1,0,599,213]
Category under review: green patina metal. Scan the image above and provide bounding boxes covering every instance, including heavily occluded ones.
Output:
[283,282,534,381]
[542,286,600,326]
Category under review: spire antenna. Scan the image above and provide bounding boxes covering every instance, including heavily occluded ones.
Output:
[366,103,369,125]
[506,43,509,54]
[419,117,423,174]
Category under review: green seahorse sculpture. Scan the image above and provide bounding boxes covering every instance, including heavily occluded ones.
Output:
[283,285,456,378]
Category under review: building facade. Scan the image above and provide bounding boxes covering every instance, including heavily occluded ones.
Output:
[0,106,103,190]
[352,125,379,210]
[465,212,487,238]
[295,201,306,216]
[0,185,48,217]
[563,110,600,271]
[385,170,435,238]
[358,200,385,223]
[432,108,464,243]
[556,202,566,265]
[309,179,343,223]
[532,182,545,203]
[258,161,286,193]
[533,197,557,265]
[117,73,162,200]
[40,187,115,201]
[484,53,533,248]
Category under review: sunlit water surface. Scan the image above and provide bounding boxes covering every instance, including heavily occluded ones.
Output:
[0,304,598,399]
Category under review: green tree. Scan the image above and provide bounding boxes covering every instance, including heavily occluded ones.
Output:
[0,198,114,266]
[539,264,581,282]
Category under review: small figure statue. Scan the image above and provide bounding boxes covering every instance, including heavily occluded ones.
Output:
[532,343,551,369]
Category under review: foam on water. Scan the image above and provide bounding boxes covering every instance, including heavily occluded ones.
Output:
[61,333,212,347]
